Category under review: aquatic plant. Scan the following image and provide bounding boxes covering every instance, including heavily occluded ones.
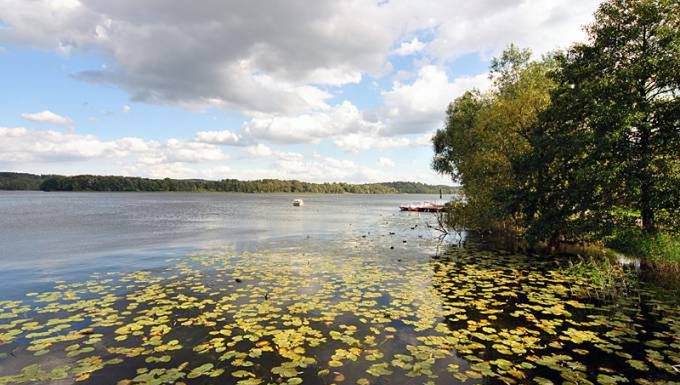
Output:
[0,250,678,385]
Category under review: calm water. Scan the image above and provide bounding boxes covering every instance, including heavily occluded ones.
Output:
[0,192,443,296]
[0,192,678,385]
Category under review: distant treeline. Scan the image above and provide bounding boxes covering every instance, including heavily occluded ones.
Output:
[0,172,459,194]
[0,172,50,191]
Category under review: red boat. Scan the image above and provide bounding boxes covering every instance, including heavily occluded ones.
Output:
[399,203,445,213]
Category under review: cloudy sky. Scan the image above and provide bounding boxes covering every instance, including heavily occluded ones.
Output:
[0,0,601,184]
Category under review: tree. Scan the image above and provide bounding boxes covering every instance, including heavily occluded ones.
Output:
[517,0,680,239]
[432,46,555,231]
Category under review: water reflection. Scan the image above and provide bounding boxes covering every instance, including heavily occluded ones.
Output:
[0,193,678,385]
[1,246,678,385]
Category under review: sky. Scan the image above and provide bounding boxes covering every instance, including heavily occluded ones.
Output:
[0,0,602,184]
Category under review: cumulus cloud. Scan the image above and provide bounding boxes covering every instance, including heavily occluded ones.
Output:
[243,101,382,144]
[0,126,227,165]
[413,132,436,147]
[210,64,478,150]
[272,153,375,183]
[246,143,274,158]
[0,126,451,183]
[195,130,244,146]
[164,139,229,163]
[394,37,426,56]
[0,0,600,114]
[0,0,393,114]
[222,66,489,148]
[424,1,599,60]
[20,110,73,128]
[333,133,410,153]
[122,105,131,112]
[380,66,491,135]
[0,0,603,182]
[0,127,110,162]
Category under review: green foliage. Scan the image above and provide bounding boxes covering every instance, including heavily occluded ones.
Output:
[0,173,50,190]
[0,172,459,194]
[562,252,643,298]
[380,181,457,194]
[38,175,399,193]
[432,45,556,231]
[515,0,680,242]
[432,1,679,270]
[607,228,680,269]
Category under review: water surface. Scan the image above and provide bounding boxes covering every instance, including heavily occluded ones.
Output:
[0,192,678,385]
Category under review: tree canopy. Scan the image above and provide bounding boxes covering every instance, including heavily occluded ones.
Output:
[433,0,679,250]
[432,45,556,231]
[515,0,680,242]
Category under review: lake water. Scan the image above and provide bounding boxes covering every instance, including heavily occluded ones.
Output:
[0,192,678,385]
[0,192,444,296]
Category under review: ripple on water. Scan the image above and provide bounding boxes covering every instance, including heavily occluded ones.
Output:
[0,248,679,385]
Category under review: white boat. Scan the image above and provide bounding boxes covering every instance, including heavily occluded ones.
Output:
[292,199,304,207]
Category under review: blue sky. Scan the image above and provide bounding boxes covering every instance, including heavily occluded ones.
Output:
[0,1,601,184]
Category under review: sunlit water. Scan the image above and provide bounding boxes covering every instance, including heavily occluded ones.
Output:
[0,192,678,385]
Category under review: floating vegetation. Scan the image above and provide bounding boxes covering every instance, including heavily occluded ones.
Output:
[0,249,679,385]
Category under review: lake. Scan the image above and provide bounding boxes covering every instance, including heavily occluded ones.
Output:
[0,192,443,296]
[0,192,678,385]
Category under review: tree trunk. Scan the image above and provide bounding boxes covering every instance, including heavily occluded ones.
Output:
[639,122,655,233]
[637,24,656,234]
[641,179,655,233]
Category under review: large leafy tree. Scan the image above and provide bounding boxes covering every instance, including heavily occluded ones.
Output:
[518,0,680,240]
[432,45,555,231]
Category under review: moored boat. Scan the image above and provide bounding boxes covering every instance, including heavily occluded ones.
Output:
[399,203,444,212]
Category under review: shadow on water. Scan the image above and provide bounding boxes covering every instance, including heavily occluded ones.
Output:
[1,245,678,385]
[429,244,680,384]
[0,193,678,385]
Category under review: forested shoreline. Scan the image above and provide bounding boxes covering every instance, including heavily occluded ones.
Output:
[0,172,458,194]
[432,0,679,276]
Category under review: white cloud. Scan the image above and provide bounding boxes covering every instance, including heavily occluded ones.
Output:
[195,130,244,145]
[243,101,382,144]
[273,153,373,183]
[380,66,491,135]
[164,139,229,163]
[0,126,454,184]
[0,127,116,162]
[0,0,603,183]
[394,37,425,56]
[228,64,477,149]
[333,133,410,153]
[0,126,227,165]
[413,132,435,147]
[20,110,73,128]
[246,143,274,158]
[0,0,392,114]
[378,157,395,168]
[306,67,362,86]
[238,66,490,148]
[0,0,601,114]
[425,1,600,61]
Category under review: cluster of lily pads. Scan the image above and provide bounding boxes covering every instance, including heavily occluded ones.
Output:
[0,248,678,385]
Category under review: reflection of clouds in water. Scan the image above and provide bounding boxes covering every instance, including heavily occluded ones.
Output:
[0,193,447,295]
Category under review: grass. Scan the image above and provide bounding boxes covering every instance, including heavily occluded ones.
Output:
[607,228,680,273]
[562,253,637,298]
